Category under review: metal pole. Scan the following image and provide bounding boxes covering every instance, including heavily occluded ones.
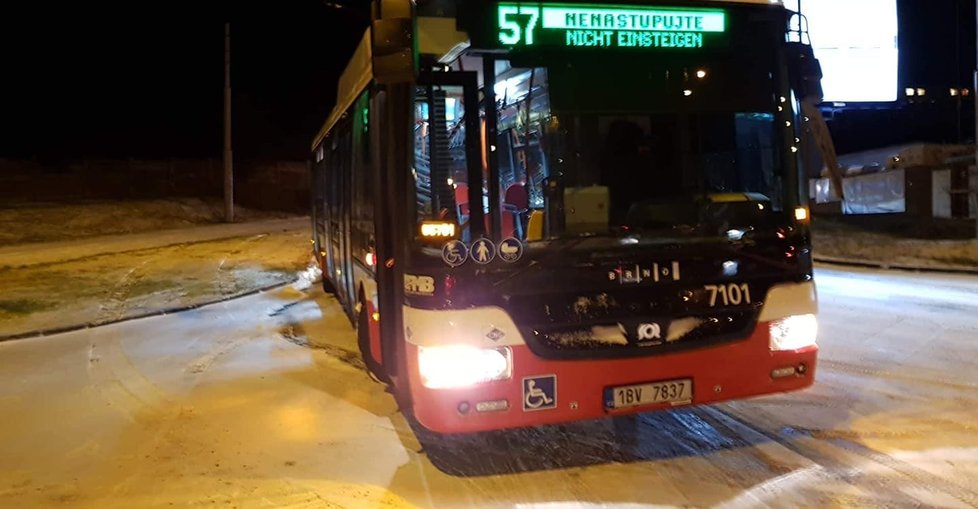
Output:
[955,1,962,143]
[483,56,501,240]
[224,22,234,223]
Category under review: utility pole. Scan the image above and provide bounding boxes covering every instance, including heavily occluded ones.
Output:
[224,22,234,223]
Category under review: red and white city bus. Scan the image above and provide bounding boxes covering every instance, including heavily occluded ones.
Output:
[311,0,821,434]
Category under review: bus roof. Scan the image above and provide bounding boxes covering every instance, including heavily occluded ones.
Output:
[312,29,372,151]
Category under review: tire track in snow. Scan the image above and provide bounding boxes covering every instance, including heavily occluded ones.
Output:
[101,307,264,501]
[818,358,978,392]
[86,336,169,423]
[214,234,268,298]
[94,244,190,325]
[702,405,978,508]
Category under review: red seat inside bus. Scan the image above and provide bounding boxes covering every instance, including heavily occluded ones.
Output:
[454,183,520,239]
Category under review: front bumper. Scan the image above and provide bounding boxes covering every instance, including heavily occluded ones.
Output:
[405,322,816,434]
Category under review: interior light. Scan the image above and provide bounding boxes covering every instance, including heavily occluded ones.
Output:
[722,260,739,276]
[726,229,746,241]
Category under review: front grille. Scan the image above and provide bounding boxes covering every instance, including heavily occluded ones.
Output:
[523,310,758,360]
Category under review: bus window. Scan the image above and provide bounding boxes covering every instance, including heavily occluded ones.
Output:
[491,62,552,240]
[351,91,374,271]
[497,67,551,199]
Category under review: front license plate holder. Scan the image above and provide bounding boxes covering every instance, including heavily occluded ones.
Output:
[604,378,694,410]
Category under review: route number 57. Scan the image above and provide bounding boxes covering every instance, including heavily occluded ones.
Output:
[499,6,541,46]
[704,283,752,307]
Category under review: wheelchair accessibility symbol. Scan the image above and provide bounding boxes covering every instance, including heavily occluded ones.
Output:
[441,240,468,267]
[522,375,557,411]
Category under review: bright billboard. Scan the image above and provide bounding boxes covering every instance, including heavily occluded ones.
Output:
[785,0,900,102]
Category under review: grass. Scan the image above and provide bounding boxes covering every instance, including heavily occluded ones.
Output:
[932,255,978,267]
[127,279,176,298]
[0,299,53,316]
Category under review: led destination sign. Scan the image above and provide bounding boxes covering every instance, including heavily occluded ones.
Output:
[497,3,727,50]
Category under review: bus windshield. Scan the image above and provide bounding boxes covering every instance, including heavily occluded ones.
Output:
[539,53,789,240]
[413,40,796,245]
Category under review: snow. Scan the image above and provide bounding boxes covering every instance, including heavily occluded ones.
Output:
[0,225,313,339]
[0,201,311,342]
[0,200,974,508]
[1,265,977,508]
[812,219,978,271]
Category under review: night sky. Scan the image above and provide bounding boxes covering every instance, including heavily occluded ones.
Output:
[0,0,973,161]
[0,1,368,161]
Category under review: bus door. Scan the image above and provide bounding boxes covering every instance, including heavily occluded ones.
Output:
[312,153,328,267]
[328,129,356,312]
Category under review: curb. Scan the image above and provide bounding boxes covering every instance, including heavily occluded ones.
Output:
[0,279,298,343]
[814,256,978,276]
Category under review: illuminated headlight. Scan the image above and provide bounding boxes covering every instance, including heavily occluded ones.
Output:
[418,345,512,389]
[769,314,818,351]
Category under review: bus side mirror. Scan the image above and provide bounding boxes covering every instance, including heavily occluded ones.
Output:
[786,42,824,103]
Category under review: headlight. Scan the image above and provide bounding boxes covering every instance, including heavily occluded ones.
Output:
[418,345,512,389]
[769,314,818,351]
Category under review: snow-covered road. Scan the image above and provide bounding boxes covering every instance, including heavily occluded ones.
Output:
[1,266,976,508]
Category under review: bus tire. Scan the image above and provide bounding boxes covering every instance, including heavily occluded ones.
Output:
[357,292,390,384]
